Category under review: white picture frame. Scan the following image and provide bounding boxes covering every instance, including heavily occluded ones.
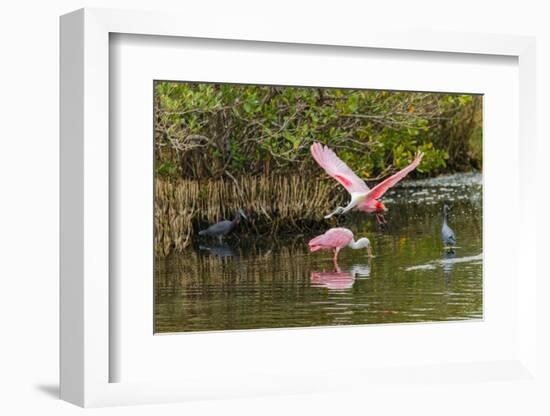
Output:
[60,7,537,408]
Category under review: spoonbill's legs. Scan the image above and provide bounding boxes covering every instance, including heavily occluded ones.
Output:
[332,247,341,262]
[376,213,388,225]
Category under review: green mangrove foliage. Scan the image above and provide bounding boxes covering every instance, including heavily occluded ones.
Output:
[155,82,482,181]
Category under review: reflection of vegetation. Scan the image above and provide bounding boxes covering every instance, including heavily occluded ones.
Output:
[156,241,313,290]
[154,82,482,255]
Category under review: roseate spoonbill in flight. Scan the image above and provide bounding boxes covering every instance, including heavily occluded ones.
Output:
[310,143,424,224]
[441,204,456,253]
[308,227,372,262]
[198,208,247,242]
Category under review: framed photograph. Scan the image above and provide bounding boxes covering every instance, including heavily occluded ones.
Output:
[151,80,483,334]
[60,8,538,407]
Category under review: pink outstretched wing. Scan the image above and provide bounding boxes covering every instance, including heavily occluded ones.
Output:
[308,228,353,251]
[366,152,424,200]
[310,143,369,194]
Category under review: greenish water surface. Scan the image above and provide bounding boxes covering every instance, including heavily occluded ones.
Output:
[155,173,482,333]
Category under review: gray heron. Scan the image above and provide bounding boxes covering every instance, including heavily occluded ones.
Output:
[198,208,247,241]
[441,204,456,253]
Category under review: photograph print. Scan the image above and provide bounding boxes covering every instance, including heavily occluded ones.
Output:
[154,82,482,333]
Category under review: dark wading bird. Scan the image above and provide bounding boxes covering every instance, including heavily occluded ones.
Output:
[442,204,456,253]
[198,209,247,242]
[310,143,424,224]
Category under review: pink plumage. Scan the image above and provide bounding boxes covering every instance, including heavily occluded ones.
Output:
[308,227,353,253]
[308,227,373,262]
[310,143,369,194]
[310,142,424,223]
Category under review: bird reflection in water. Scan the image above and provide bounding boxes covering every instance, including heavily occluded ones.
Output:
[198,242,237,258]
[310,260,371,290]
[442,251,456,286]
[348,263,371,279]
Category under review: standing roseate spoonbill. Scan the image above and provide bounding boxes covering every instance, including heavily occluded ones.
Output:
[198,208,247,242]
[441,204,456,253]
[308,227,372,262]
[310,143,424,224]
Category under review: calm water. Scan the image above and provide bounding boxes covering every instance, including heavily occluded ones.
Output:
[155,173,482,333]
